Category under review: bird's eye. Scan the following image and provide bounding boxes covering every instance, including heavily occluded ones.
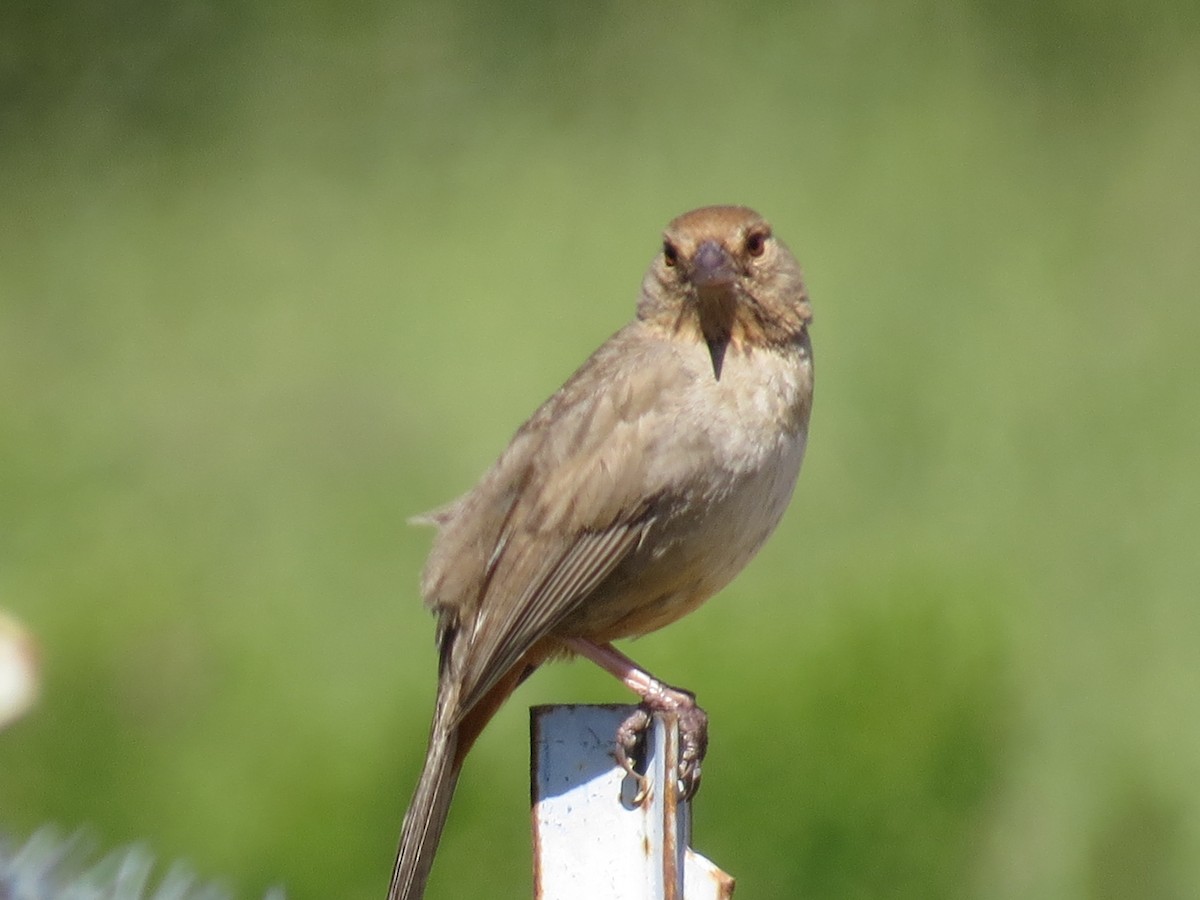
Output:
[662,241,679,267]
[745,229,769,258]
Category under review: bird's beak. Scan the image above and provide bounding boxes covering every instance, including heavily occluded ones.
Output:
[689,241,737,381]
[690,241,736,292]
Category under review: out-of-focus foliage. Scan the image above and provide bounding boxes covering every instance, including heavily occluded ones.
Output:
[1,1,1197,898]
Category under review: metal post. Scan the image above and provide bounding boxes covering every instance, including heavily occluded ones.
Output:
[531,704,734,899]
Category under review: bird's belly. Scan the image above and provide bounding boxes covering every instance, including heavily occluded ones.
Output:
[557,422,808,642]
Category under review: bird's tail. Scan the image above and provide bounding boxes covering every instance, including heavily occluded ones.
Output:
[387,645,545,900]
[387,693,462,900]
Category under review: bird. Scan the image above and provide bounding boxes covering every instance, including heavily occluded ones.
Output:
[388,205,814,899]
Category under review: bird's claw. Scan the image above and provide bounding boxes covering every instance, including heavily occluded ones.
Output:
[676,704,708,800]
[613,701,709,806]
[615,706,652,804]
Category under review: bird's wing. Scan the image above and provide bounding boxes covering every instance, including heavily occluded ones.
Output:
[452,515,652,717]
[417,329,686,718]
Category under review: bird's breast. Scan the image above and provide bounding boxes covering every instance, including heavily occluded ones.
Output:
[559,335,812,641]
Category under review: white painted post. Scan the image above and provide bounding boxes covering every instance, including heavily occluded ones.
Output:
[531,704,735,900]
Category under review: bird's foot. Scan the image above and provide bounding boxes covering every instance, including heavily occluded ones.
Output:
[560,638,710,805]
[614,688,709,806]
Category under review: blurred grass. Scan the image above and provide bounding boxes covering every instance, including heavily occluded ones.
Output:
[1,1,1199,898]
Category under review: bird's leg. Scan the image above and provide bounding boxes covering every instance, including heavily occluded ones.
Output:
[564,638,709,804]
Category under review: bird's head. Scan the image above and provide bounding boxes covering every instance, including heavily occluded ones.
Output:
[639,206,811,379]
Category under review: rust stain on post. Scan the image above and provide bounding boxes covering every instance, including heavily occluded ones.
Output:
[661,710,682,900]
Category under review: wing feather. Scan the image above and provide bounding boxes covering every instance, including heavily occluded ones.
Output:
[455,520,649,718]
[418,327,686,720]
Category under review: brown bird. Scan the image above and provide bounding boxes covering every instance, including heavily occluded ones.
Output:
[388,205,814,899]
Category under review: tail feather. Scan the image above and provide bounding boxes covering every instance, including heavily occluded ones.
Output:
[387,644,547,899]
[387,704,462,900]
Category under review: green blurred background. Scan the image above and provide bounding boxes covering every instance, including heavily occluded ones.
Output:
[2,1,1198,897]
